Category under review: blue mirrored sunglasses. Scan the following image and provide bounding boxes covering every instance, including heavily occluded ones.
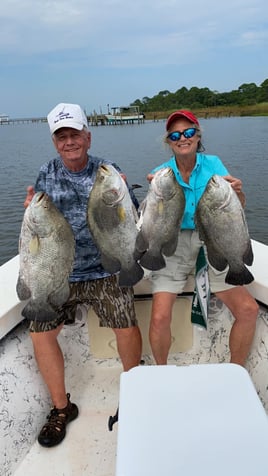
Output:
[167,127,197,141]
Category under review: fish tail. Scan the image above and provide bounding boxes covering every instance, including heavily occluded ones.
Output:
[139,251,166,271]
[119,263,144,287]
[21,301,58,321]
[225,266,255,286]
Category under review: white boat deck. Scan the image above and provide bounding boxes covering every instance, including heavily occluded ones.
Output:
[2,316,121,476]
[1,297,268,476]
[1,239,268,475]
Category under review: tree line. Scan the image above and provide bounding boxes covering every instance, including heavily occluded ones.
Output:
[130,79,268,112]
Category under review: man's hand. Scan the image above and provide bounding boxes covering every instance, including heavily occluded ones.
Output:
[146,173,154,183]
[24,186,35,208]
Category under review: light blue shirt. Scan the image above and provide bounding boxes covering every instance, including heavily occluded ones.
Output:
[152,153,229,229]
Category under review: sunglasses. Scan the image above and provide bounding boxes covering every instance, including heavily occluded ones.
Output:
[167,127,197,142]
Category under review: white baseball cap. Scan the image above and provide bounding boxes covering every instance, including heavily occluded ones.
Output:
[47,103,88,134]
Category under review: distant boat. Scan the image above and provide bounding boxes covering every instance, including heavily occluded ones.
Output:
[105,105,145,124]
[0,113,9,123]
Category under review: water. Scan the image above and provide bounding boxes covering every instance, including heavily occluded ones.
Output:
[1,116,268,266]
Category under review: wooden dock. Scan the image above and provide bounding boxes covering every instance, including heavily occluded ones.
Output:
[0,117,47,125]
[1,106,145,127]
[0,114,145,127]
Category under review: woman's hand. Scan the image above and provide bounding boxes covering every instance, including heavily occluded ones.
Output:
[223,175,246,207]
[224,175,242,193]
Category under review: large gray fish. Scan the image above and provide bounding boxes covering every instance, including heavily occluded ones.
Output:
[134,167,185,270]
[16,192,75,321]
[87,164,144,287]
[195,174,254,285]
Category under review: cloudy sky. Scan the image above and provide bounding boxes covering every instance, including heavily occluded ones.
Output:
[1,0,268,117]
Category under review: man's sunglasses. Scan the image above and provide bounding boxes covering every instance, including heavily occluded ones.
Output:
[167,128,197,142]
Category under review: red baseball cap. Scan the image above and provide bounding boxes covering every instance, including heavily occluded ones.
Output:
[166,110,199,130]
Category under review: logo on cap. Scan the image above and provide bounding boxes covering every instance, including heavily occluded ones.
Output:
[54,107,74,124]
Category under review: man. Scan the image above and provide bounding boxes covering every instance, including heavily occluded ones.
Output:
[24,102,142,447]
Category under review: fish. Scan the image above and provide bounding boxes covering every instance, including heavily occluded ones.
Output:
[87,164,144,287]
[195,174,254,285]
[16,191,75,321]
[134,167,186,270]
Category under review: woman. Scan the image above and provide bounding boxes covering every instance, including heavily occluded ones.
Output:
[148,110,258,367]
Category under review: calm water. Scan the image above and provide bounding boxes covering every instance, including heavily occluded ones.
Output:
[1,116,268,266]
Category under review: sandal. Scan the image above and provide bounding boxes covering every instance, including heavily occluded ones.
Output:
[38,393,79,447]
[108,407,119,431]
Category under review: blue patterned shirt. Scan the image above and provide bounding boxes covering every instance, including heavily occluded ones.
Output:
[152,153,229,229]
[35,154,139,282]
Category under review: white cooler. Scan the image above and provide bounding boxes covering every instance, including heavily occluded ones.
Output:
[116,363,268,476]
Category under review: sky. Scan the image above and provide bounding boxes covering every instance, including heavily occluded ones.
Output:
[0,0,268,118]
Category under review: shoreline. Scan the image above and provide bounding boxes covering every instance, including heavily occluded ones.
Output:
[143,103,268,121]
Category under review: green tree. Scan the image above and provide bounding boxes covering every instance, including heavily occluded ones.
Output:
[258,79,268,102]
[128,78,268,112]
[238,83,258,105]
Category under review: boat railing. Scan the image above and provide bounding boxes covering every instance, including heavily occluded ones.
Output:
[1,239,268,342]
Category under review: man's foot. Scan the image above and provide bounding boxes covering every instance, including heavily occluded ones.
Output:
[38,393,79,447]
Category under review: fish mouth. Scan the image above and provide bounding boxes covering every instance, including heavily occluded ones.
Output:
[95,165,124,205]
[152,167,173,197]
[218,186,232,209]
[210,176,232,209]
[211,176,220,186]
[158,167,172,178]
[162,167,173,177]
[33,191,49,208]
[100,165,112,176]
[36,192,46,202]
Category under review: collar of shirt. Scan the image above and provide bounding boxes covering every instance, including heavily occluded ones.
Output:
[171,153,201,189]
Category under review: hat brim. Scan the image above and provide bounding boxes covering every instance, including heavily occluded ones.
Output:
[50,121,85,135]
[166,111,199,130]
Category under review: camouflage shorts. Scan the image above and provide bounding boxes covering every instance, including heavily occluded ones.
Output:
[29,275,137,333]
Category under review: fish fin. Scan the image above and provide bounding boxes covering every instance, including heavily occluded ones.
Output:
[225,266,255,285]
[195,217,206,242]
[207,252,228,272]
[49,282,70,307]
[157,200,164,214]
[162,237,179,257]
[135,232,149,254]
[21,301,58,321]
[117,205,126,222]
[139,250,166,271]
[132,204,139,224]
[133,248,145,262]
[138,198,147,216]
[16,276,31,300]
[243,241,254,266]
[119,263,144,287]
[136,208,144,231]
[202,236,228,271]
[101,254,121,274]
[29,235,40,255]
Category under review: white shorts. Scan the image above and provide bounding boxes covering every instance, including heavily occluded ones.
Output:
[150,230,235,294]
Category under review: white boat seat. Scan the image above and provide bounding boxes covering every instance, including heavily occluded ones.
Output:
[116,363,268,476]
[0,255,25,339]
